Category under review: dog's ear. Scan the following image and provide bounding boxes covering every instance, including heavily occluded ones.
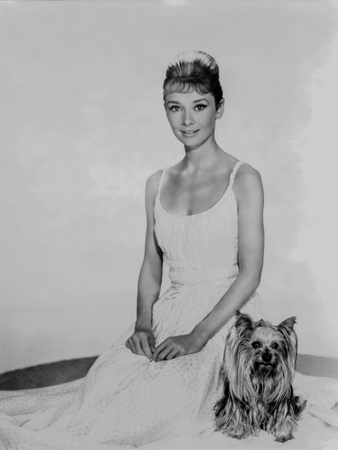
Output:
[235,312,254,331]
[278,316,297,334]
[277,317,298,367]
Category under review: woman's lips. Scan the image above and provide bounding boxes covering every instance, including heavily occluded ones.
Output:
[181,130,199,136]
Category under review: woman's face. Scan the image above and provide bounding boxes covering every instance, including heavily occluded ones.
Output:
[164,90,224,148]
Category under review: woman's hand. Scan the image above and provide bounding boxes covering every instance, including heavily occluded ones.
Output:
[152,333,205,362]
[126,329,155,360]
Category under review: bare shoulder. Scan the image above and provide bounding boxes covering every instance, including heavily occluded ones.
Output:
[235,163,263,190]
[233,163,264,202]
[144,170,164,212]
[146,170,162,197]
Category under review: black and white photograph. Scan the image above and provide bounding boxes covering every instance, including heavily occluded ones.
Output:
[0,0,337,448]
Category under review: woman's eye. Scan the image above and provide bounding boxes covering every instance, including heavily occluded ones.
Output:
[169,106,181,112]
[195,104,207,111]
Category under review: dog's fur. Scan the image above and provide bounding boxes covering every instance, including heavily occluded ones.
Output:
[215,312,306,442]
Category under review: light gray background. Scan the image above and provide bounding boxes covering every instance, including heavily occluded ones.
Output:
[0,0,337,372]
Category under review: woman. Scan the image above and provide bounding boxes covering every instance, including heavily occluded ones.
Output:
[0,51,264,449]
[126,51,264,364]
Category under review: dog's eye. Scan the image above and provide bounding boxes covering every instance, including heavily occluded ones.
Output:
[252,341,261,349]
[271,343,279,350]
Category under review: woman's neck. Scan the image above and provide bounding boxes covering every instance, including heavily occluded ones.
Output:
[182,140,224,173]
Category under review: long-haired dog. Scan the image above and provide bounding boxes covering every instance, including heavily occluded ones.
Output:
[214,312,306,442]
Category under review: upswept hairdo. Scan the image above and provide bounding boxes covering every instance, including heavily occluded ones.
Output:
[163,51,223,109]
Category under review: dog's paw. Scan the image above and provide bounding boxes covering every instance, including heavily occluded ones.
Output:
[273,431,294,443]
[227,431,249,440]
[225,426,258,440]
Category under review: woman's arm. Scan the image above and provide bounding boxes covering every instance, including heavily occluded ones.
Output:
[152,164,264,361]
[191,164,264,343]
[125,172,163,359]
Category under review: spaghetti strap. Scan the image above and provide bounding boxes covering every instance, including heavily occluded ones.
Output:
[228,161,244,189]
[156,168,167,200]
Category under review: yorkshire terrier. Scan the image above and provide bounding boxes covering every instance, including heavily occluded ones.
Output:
[215,312,306,443]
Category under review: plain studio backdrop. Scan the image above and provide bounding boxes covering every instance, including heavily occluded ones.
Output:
[0,0,337,373]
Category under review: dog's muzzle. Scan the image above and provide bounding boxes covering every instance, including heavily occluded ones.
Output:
[253,350,276,375]
[262,351,272,363]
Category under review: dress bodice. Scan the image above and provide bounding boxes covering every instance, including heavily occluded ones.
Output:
[154,161,242,288]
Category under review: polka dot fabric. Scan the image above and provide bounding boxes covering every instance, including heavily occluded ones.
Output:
[0,161,260,449]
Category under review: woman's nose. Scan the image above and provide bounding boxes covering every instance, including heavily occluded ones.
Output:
[182,110,194,126]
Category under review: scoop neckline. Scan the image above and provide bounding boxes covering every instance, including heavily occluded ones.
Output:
[157,161,241,218]
[158,185,235,218]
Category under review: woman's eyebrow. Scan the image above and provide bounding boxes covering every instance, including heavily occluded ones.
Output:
[193,98,209,103]
[167,98,209,105]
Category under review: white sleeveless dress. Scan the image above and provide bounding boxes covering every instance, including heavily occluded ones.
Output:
[0,161,260,449]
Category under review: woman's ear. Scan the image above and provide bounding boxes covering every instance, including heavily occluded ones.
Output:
[215,98,225,119]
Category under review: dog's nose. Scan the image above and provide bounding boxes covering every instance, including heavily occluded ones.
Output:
[262,351,272,363]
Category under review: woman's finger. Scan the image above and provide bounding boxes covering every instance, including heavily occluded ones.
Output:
[153,340,179,361]
[148,334,156,353]
[133,337,145,356]
[152,340,168,361]
[165,348,181,360]
[139,335,153,359]
[126,338,136,354]
[155,346,172,361]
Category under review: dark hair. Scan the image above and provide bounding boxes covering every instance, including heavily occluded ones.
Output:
[163,51,223,109]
